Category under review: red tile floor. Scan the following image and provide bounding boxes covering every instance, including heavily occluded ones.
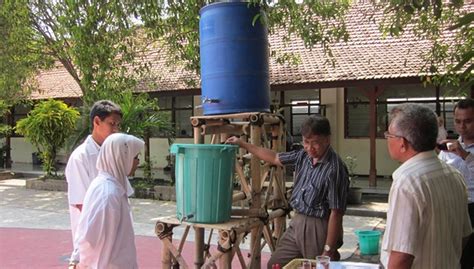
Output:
[0,227,270,269]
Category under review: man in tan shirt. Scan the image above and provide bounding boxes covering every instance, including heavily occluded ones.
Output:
[382,103,471,269]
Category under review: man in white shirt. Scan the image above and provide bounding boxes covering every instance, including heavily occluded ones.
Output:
[75,133,144,269]
[65,100,122,267]
[382,103,472,269]
[438,98,474,269]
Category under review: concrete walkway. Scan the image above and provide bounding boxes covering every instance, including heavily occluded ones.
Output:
[0,174,386,268]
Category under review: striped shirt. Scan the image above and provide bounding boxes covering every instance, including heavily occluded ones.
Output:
[278,146,349,218]
[438,137,474,202]
[381,151,472,269]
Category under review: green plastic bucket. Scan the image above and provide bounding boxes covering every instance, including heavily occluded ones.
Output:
[170,143,238,223]
[355,230,382,255]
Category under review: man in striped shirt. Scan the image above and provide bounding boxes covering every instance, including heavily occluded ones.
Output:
[381,103,472,269]
[438,99,474,269]
[226,115,349,268]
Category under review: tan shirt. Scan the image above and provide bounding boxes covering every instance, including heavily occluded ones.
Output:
[381,151,472,269]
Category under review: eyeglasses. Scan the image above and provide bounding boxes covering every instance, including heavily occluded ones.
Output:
[104,120,121,130]
[383,131,404,139]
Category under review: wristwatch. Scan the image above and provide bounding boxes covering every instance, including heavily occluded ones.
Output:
[324,244,332,252]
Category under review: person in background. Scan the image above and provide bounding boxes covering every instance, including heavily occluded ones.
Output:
[436,116,448,143]
[382,103,471,269]
[75,133,144,269]
[226,115,349,268]
[438,98,474,269]
[65,100,123,267]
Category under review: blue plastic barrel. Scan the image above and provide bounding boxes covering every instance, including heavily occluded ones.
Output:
[199,2,270,115]
[170,144,238,223]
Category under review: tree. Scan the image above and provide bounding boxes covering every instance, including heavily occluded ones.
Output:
[375,1,473,91]
[15,100,80,176]
[140,0,351,73]
[1,1,174,173]
[3,0,471,99]
[0,100,12,168]
[0,0,52,102]
[1,0,158,106]
[140,0,471,88]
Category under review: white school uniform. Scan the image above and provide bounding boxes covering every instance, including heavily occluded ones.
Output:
[75,133,144,269]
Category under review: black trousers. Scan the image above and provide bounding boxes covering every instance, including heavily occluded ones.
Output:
[461,203,474,269]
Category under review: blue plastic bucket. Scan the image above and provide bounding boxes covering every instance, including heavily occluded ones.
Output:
[355,230,382,255]
[170,144,238,223]
[199,2,270,115]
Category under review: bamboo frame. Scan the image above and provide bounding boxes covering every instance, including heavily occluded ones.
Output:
[155,112,289,269]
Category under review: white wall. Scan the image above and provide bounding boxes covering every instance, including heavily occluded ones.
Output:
[326,88,400,176]
[11,137,36,163]
[11,137,73,164]
[149,137,194,168]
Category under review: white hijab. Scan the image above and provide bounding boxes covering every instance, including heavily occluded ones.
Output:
[96,133,144,190]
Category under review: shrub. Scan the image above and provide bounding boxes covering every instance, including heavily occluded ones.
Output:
[16,99,79,176]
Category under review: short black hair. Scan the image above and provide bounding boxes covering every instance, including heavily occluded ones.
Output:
[300,115,331,137]
[455,99,474,111]
[90,100,122,129]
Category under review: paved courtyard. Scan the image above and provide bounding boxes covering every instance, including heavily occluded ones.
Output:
[0,176,386,268]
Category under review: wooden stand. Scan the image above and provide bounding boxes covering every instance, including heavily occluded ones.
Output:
[155,112,290,269]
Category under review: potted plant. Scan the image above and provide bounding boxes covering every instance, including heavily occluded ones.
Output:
[345,155,363,204]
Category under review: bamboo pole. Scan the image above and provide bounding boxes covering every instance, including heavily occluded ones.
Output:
[218,230,232,269]
[194,127,204,144]
[210,134,218,144]
[232,191,247,202]
[263,223,276,252]
[271,123,286,240]
[201,124,242,136]
[194,227,205,268]
[231,234,246,268]
[191,112,281,124]
[178,226,190,253]
[250,124,262,269]
[191,118,228,127]
[260,169,270,190]
[247,224,264,269]
[231,208,268,218]
[193,126,205,269]
[263,167,275,208]
[192,112,262,121]
[204,229,214,261]
[162,237,189,269]
[156,222,172,269]
[161,235,172,269]
[268,208,286,220]
[235,161,252,196]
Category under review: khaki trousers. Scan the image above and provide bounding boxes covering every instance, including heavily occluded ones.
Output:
[267,213,332,268]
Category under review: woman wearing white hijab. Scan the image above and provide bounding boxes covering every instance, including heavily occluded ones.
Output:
[75,133,144,269]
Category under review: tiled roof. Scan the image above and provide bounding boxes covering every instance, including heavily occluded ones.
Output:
[30,2,472,99]
[30,66,83,100]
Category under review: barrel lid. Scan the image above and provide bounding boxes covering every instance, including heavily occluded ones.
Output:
[170,143,238,154]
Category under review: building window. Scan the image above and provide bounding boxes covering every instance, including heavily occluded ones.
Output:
[290,99,322,137]
[271,89,323,144]
[344,85,464,138]
[157,95,194,138]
